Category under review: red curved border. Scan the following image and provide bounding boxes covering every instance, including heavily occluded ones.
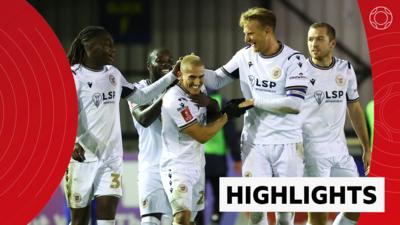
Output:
[358,0,400,224]
[0,1,77,224]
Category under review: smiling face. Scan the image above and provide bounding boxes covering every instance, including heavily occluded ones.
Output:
[180,64,204,95]
[148,49,173,82]
[307,26,335,61]
[243,19,270,54]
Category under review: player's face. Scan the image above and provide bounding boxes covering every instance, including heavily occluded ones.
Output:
[243,20,269,54]
[148,50,173,81]
[84,32,116,67]
[180,65,205,95]
[308,27,335,61]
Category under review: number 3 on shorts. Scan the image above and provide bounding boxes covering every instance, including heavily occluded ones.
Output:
[110,173,121,188]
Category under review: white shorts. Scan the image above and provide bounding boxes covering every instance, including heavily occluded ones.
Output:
[160,167,205,215]
[63,160,122,208]
[241,143,304,177]
[304,141,359,177]
[138,171,172,216]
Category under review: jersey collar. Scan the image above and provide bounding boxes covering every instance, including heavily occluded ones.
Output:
[309,57,336,70]
[258,41,284,59]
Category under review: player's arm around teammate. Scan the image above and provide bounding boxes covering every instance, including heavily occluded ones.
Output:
[128,48,176,225]
[131,49,175,127]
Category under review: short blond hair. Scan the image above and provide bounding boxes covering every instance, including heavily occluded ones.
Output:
[239,7,276,31]
[181,54,204,72]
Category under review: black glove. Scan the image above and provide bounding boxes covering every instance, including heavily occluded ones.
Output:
[221,98,253,119]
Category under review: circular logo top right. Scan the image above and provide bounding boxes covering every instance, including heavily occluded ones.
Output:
[369,6,393,30]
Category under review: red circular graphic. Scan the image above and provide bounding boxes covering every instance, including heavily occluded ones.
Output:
[369,6,393,30]
[0,1,77,224]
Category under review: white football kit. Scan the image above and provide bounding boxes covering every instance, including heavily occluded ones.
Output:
[64,65,177,209]
[301,57,359,177]
[128,79,171,217]
[205,43,308,178]
[160,84,207,215]
[64,65,129,208]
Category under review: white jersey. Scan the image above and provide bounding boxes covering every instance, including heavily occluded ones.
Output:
[301,57,359,143]
[128,79,163,173]
[160,84,207,171]
[73,64,133,163]
[219,43,308,144]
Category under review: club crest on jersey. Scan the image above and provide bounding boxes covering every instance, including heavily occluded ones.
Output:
[244,171,253,177]
[314,90,325,105]
[109,74,116,86]
[335,74,346,86]
[141,198,149,208]
[92,93,103,107]
[178,183,188,193]
[271,66,282,80]
[179,106,193,122]
[248,75,256,86]
[73,193,82,203]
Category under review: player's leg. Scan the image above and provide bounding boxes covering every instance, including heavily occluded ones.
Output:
[331,152,360,225]
[332,212,358,225]
[204,154,227,225]
[209,175,222,225]
[93,161,122,225]
[272,143,305,225]
[95,195,119,224]
[161,214,173,225]
[140,188,171,225]
[305,212,328,225]
[64,161,98,225]
[305,160,330,225]
[69,207,90,225]
[174,211,191,225]
[275,212,295,225]
[242,143,271,225]
[191,169,205,225]
[141,213,163,225]
[139,171,172,225]
[303,142,333,225]
[161,168,197,225]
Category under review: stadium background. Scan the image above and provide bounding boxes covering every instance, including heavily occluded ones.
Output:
[28,0,372,224]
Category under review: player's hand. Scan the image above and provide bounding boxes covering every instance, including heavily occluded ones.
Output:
[221,98,253,119]
[172,58,182,78]
[363,149,372,176]
[72,143,86,162]
[190,93,210,107]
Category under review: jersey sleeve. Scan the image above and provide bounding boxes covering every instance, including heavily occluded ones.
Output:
[284,53,308,100]
[346,62,360,102]
[118,69,137,98]
[127,71,176,104]
[127,80,147,110]
[164,94,201,131]
[219,51,241,80]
